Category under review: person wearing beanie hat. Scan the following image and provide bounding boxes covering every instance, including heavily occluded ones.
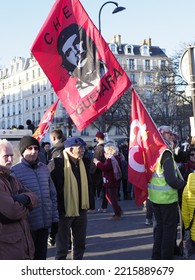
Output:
[11,136,59,260]
[19,136,40,155]
[95,132,104,140]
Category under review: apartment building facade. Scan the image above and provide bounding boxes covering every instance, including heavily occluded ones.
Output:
[0,36,170,144]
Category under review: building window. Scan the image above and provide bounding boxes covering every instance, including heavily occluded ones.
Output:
[32,113,35,123]
[145,60,150,70]
[37,82,40,92]
[161,60,166,70]
[32,98,35,109]
[124,44,134,55]
[129,74,136,84]
[43,95,47,106]
[127,59,135,70]
[26,100,29,110]
[38,97,41,107]
[13,105,15,115]
[32,84,34,93]
[140,45,149,56]
[51,92,54,104]
[81,128,88,136]
[38,112,41,123]
[145,74,152,85]
[109,43,117,54]
[18,103,21,114]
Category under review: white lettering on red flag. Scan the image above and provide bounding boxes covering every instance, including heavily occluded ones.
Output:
[31,0,131,131]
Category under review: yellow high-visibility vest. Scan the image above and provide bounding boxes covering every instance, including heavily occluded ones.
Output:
[148,149,178,204]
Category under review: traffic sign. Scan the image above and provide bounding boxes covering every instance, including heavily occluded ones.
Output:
[180,46,195,84]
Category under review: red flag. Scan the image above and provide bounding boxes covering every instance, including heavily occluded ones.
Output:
[31,0,131,131]
[128,88,167,206]
[33,99,59,142]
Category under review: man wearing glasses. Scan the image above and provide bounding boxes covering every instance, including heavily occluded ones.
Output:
[11,135,59,260]
[148,125,186,260]
[48,137,91,260]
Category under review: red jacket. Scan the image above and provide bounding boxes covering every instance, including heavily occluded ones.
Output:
[96,155,121,188]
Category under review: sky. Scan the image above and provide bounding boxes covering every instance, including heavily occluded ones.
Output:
[0,0,195,68]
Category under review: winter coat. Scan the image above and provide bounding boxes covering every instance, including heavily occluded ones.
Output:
[96,155,121,189]
[49,138,65,160]
[11,158,59,231]
[0,165,37,260]
[90,143,105,175]
[182,172,195,241]
[48,156,92,216]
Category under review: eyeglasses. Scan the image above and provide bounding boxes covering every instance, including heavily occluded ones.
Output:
[190,153,195,157]
[26,146,39,151]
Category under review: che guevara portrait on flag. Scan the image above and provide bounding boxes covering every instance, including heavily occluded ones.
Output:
[57,23,108,98]
[31,0,131,131]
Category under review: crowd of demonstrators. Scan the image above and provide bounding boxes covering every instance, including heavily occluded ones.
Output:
[11,136,59,260]
[148,125,186,260]
[2,124,194,261]
[0,139,38,260]
[93,142,123,220]
[89,132,107,213]
[48,137,91,260]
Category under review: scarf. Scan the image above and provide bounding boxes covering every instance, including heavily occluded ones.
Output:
[63,150,89,217]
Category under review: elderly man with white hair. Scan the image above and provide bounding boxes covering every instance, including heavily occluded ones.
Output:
[0,139,37,259]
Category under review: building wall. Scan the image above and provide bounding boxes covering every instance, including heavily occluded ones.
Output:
[0,37,170,143]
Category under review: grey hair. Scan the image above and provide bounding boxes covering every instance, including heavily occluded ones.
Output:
[104,143,119,155]
[0,139,13,150]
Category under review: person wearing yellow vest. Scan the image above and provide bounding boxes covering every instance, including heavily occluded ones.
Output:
[148,126,186,260]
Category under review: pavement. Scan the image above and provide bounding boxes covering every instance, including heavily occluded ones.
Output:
[47,197,194,260]
[47,198,154,260]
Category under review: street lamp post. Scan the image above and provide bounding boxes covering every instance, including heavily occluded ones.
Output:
[98,1,126,34]
[98,1,126,132]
